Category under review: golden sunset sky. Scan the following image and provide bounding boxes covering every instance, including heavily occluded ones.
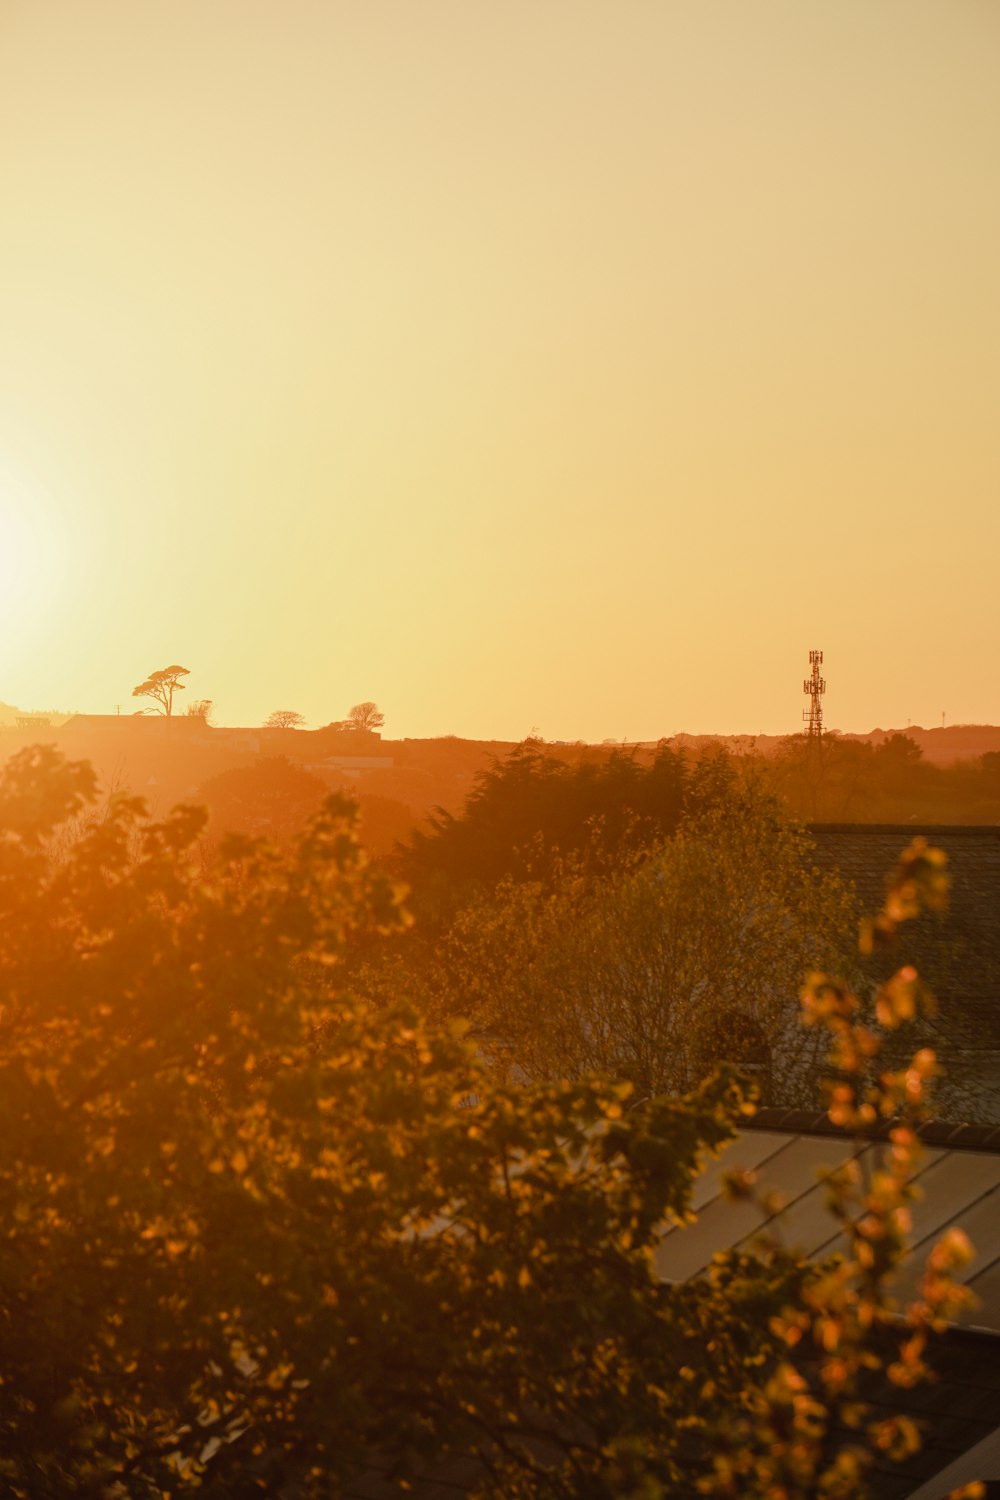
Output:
[1,1,998,740]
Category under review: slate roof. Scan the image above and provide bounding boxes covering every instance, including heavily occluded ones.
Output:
[818,1327,1000,1500]
[656,1117,1000,1331]
[655,1114,1000,1499]
[808,825,1000,1125]
[808,824,1000,1030]
[751,1107,1000,1155]
[322,1110,1000,1500]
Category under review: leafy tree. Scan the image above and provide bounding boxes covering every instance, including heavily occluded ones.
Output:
[977,749,1000,787]
[388,785,856,1106]
[0,747,979,1499]
[263,709,306,729]
[769,732,938,823]
[768,734,872,822]
[186,698,214,723]
[401,742,688,921]
[197,755,327,843]
[347,700,385,732]
[355,792,418,859]
[132,664,190,716]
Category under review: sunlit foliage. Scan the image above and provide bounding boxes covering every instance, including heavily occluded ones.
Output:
[0,747,980,1498]
[390,786,856,1107]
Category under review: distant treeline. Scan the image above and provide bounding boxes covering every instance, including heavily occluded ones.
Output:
[400,741,689,916]
[395,733,1000,912]
[768,732,1000,824]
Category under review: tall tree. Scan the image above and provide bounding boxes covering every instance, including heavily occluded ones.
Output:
[132,664,190,716]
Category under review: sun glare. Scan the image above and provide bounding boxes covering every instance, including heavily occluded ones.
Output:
[0,464,67,631]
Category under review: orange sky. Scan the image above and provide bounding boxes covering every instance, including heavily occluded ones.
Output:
[1,1,998,740]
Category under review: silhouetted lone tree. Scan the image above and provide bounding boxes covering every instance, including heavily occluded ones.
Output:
[264,710,306,729]
[132,665,189,716]
[348,701,385,732]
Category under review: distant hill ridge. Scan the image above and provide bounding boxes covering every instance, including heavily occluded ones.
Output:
[3,702,1000,765]
[3,710,1000,843]
[657,725,1000,767]
[0,701,72,727]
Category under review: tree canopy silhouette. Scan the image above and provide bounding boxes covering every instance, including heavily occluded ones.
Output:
[347,700,385,732]
[264,709,305,729]
[132,664,190,716]
[400,741,688,918]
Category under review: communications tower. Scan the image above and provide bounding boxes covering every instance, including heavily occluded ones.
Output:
[802,650,825,738]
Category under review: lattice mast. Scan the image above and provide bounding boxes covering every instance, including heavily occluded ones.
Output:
[802,650,825,738]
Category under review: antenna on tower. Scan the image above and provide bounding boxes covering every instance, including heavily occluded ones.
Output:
[802,649,825,738]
